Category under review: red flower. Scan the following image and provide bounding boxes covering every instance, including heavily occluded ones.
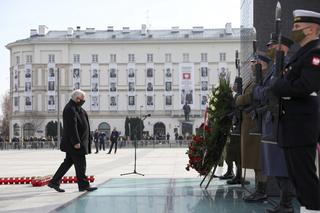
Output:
[192,135,203,143]
[193,156,202,162]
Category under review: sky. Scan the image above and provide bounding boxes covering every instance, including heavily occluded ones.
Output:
[0,0,240,116]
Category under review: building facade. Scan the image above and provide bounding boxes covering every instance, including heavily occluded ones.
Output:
[6,24,240,140]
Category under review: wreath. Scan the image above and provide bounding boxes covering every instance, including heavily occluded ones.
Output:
[186,77,233,176]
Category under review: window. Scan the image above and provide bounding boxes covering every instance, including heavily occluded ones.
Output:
[16,56,20,65]
[183,53,189,62]
[14,97,19,107]
[147,96,153,106]
[73,54,80,63]
[165,53,172,63]
[48,54,55,63]
[165,96,172,105]
[92,54,98,63]
[129,96,135,106]
[165,82,172,91]
[147,68,153,78]
[219,52,226,62]
[201,81,208,91]
[110,54,117,63]
[128,54,135,62]
[201,53,208,62]
[26,55,32,64]
[201,67,208,77]
[147,54,153,63]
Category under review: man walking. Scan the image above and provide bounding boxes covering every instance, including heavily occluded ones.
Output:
[48,90,97,192]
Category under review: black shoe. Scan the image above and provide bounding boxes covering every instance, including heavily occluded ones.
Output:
[227,177,241,185]
[243,191,267,203]
[95,152,98,154]
[48,182,65,193]
[107,152,111,154]
[79,187,98,192]
[265,204,294,213]
[219,171,234,180]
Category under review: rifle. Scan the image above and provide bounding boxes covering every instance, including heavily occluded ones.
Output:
[267,1,285,141]
[246,40,263,135]
[230,50,242,135]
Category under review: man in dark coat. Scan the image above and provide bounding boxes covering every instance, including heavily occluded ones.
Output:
[48,89,97,192]
[107,128,119,154]
[271,10,320,211]
[253,35,295,213]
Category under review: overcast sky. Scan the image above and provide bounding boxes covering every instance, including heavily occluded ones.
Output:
[0,0,240,115]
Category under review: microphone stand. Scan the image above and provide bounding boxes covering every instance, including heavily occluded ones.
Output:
[121,114,150,176]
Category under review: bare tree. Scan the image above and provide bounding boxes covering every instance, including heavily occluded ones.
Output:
[1,91,11,139]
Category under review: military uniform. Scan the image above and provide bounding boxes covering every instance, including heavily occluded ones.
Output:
[271,10,320,211]
[236,81,262,170]
[253,37,295,212]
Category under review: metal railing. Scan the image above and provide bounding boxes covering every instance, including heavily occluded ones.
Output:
[0,140,191,150]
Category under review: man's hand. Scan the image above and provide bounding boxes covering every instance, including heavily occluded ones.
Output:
[74,143,81,149]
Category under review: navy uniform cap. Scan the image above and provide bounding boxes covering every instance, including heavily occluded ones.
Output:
[266,33,294,48]
[293,9,320,25]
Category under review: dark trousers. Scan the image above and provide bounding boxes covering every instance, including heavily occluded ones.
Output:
[99,142,105,151]
[50,152,89,190]
[275,176,294,207]
[283,145,320,210]
[108,141,117,153]
[94,142,99,153]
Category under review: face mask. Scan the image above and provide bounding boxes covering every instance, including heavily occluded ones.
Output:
[291,28,306,43]
[77,99,85,106]
[266,48,276,60]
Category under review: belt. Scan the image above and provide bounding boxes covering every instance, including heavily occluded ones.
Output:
[282,92,318,100]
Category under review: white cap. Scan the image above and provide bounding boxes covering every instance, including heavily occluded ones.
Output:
[293,9,320,25]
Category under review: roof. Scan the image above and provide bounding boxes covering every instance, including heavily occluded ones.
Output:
[6,28,241,48]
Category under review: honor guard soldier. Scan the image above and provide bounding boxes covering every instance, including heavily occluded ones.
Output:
[236,52,270,202]
[271,10,320,211]
[253,34,295,213]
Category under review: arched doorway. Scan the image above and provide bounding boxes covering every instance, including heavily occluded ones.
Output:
[153,122,166,140]
[13,123,20,136]
[98,122,111,136]
[23,123,35,138]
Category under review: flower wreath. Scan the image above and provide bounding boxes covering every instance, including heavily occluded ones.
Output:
[186,77,233,176]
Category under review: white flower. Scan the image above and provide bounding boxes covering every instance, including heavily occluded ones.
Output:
[210,105,216,111]
[215,90,220,95]
[214,98,218,103]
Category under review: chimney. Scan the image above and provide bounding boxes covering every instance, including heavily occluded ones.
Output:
[107,26,114,32]
[85,28,95,34]
[122,27,130,34]
[76,26,81,31]
[192,26,204,33]
[30,29,38,37]
[38,25,48,36]
[171,26,179,33]
[225,23,232,35]
[67,27,73,36]
[141,24,147,35]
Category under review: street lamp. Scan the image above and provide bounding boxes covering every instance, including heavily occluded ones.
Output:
[57,67,61,148]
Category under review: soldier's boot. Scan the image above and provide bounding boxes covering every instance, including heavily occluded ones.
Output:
[243,182,267,203]
[266,177,294,213]
[219,164,234,180]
